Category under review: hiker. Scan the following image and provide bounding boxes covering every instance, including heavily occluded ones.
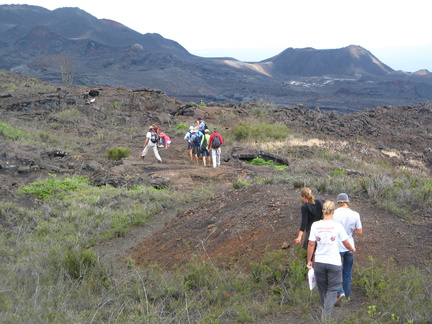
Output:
[307,200,355,321]
[197,117,207,133]
[207,128,224,168]
[190,126,203,165]
[184,126,194,161]
[141,126,162,163]
[295,188,324,249]
[200,129,211,167]
[332,193,363,304]
[159,132,172,148]
[151,124,159,134]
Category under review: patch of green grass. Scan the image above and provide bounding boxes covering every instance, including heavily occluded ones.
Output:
[1,83,18,92]
[0,123,25,140]
[16,174,90,200]
[248,157,288,170]
[328,169,347,176]
[233,121,290,141]
[52,108,82,123]
[106,146,131,160]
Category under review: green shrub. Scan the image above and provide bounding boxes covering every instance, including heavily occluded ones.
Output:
[233,122,290,141]
[64,247,98,279]
[248,157,288,170]
[106,147,131,160]
[16,174,90,200]
[0,123,24,140]
[53,109,82,123]
[328,169,347,176]
[1,83,18,92]
[356,257,432,323]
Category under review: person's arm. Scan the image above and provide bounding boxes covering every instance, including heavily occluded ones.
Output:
[143,136,149,147]
[307,240,316,268]
[295,231,304,245]
[342,239,356,254]
[354,228,363,235]
[295,206,308,244]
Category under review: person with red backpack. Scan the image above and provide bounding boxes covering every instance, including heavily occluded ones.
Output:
[207,128,224,168]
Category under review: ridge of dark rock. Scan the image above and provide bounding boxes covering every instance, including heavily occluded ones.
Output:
[1,4,432,113]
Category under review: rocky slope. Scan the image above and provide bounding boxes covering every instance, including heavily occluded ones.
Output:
[1,71,432,323]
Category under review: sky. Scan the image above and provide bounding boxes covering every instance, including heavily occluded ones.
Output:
[2,0,431,72]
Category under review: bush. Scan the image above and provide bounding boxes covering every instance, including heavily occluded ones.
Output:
[248,158,288,170]
[0,122,24,140]
[16,174,90,200]
[106,147,131,160]
[233,121,290,141]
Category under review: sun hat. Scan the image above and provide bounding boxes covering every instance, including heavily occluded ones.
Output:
[336,193,350,203]
[189,126,194,131]
[205,129,210,133]
[197,117,203,121]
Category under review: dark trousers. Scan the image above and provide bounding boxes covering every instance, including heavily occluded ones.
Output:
[314,262,342,320]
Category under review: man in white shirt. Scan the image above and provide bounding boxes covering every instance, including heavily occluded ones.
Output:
[332,193,363,304]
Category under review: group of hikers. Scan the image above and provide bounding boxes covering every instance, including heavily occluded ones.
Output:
[140,118,224,168]
[296,188,363,321]
[141,119,361,320]
[183,117,224,168]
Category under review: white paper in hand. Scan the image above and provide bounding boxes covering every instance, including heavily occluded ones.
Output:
[308,268,316,290]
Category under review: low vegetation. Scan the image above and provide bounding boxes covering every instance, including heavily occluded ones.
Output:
[1,96,431,323]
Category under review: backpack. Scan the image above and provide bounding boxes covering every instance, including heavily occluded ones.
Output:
[191,132,201,146]
[201,135,208,150]
[150,131,159,143]
[211,134,221,148]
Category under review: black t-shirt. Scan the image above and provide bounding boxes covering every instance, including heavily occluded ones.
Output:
[299,199,324,232]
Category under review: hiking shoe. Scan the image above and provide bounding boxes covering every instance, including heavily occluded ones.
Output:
[158,160,162,164]
[335,293,345,306]
[140,155,145,160]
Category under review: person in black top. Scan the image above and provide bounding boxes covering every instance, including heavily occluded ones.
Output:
[295,188,324,249]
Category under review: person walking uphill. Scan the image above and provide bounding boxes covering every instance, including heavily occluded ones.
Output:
[141,126,162,163]
[208,128,224,168]
[200,129,211,167]
[333,193,363,304]
[307,200,356,321]
[184,126,194,162]
[197,117,208,133]
[295,188,324,250]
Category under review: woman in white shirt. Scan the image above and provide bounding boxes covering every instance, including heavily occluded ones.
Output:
[307,200,356,320]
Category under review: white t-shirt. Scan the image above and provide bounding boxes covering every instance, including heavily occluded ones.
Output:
[333,207,362,252]
[309,220,348,266]
[146,131,156,146]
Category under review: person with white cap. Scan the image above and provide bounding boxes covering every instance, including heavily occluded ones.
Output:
[141,126,162,163]
[332,193,363,304]
[183,126,195,162]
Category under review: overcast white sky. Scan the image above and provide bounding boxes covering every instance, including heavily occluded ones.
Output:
[2,0,431,72]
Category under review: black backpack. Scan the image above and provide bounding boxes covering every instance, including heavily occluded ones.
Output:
[150,131,159,143]
[211,134,221,148]
[201,135,208,150]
